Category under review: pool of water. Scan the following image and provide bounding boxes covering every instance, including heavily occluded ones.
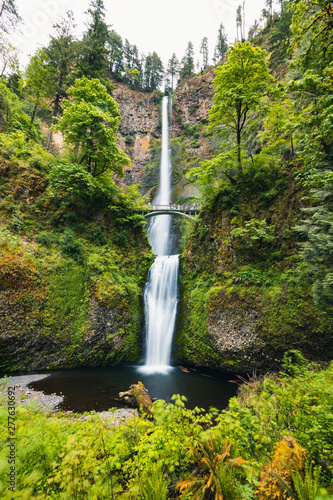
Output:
[27,365,240,413]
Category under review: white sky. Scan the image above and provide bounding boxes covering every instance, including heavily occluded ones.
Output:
[10,0,268,70]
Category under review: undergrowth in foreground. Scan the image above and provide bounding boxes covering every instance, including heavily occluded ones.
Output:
[0,352,332,499]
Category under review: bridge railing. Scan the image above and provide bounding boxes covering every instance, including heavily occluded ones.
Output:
[143,204,200,212]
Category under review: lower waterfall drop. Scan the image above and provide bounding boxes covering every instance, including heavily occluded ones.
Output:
[139,96,179,374]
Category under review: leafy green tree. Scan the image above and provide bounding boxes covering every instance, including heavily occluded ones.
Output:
[77,0,109,79]
[209,42,274,171]
[24,49,55,124]
[124,66,140,87]
[55,77,130,177]
[167,53,179,90]
[214,23,228,62]
[200,37,209,69]
[180,41,195,80]
[0,0,21,33]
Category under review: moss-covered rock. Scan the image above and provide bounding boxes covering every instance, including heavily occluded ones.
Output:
[0,156,154,372]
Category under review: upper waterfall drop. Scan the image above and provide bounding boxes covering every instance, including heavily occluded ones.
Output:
[139,96,180,374]
[147,96,172,256]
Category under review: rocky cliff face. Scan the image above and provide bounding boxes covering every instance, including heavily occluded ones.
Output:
[112,69,216,201]
[170,68,216,202]
[172,67,215,131]
[112,83,161,195]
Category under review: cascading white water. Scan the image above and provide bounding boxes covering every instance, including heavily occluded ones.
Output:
[140,96,179,374]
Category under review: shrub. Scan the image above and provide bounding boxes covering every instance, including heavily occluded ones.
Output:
[60,228,85,263]
[35,231,55,248]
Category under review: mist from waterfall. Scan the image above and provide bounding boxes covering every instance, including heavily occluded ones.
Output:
[140,96,179,374]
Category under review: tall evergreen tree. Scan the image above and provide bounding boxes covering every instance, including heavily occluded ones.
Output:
[144,52,164,90]
[123,42,142,88]
[268,1,292,70]
[108,31,123,76]
[180,41,195,80]
[124,39,134,68]
[77,0,109,79]
[43,11,78,148]
[200,37,209,69]
[167,53,179,90]
[265,0,273,25]
[215,23,228,62]
[236,5,243,42]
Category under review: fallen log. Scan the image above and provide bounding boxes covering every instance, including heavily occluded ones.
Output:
[118,381,153,415]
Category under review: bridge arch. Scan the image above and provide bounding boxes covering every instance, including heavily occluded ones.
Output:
[143,210,197,221]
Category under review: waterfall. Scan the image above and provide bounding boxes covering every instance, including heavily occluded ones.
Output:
[140,96,179,374]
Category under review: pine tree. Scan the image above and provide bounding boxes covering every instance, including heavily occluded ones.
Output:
[167,53,179,90]
[144,52,164,90]
[108,31,123,75]
[200,37,209,70]
[215,23,228,62]
[77,0,110,79]
[180,41,195,80]
[236,5,243,42]
[43,11,78,148]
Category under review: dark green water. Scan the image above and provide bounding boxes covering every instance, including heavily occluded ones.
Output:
[28,365,239,413]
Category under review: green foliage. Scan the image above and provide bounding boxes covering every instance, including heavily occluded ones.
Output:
[0,130,53,166]
[296,172,333,308]
[0,362,332,498]
[55,77,130,178]
[210,41,275,171]
[0,82,40,139]
[144,52,164,90]
[231,219,275,246]
[35,231,56,248]
[48,160,119,206]
[24,48,55,124]
[76,0,110,80]
[60,228,85,263]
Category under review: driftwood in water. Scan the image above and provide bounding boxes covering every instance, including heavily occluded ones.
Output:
[118,381,153,414]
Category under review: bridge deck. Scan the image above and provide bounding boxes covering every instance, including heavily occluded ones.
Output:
[142,204,200,215]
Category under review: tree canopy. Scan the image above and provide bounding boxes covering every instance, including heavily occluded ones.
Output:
[209,42,274,171]
[55,77,130,177]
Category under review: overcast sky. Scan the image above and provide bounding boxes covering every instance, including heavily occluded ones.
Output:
[11,0,268,70]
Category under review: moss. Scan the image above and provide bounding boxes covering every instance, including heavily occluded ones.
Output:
[0,158,153,371]
[178,158,333,370]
